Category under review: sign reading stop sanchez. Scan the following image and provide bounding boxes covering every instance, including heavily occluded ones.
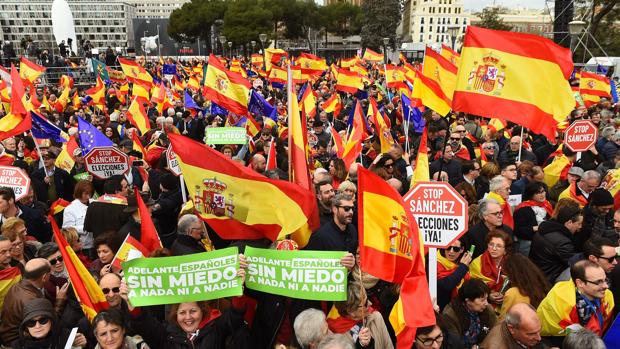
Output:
[403,182,468,248]
[0,166,30,201]
[166,145,181,176]
[85,146,129,180]
[564,120,598,152]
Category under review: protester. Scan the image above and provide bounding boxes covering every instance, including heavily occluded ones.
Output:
[469,230,511,307]
[62,180,94,257]
[295,308,331,349]
[513,181,553,256]
[436,238,472,311]
[90,232,122,277]
[92,309,148,349]
[498,254,550,319]
[480,303,545,349]
[1,217,36,268]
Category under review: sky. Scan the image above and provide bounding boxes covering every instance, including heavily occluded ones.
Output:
[463,0,546,10]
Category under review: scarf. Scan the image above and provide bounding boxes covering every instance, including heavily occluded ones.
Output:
[568,182,589,206]
[480,251,504,292]
[437,251,470,298]
[516,199,553,217]
[463,306,482,348]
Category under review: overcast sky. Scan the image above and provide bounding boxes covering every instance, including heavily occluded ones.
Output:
[463,0,546,10]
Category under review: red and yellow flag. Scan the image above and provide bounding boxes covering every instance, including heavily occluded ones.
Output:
[362,48,384,62]
[385,65,407,89]
[411,127,429,187]
[335,68,363,94]
[0,65,31,141]
[441,44,460,66]
[368,97,394,153]
[51,216,108,321]
[49,198,71,216]
[169,133,316,242]
[19,57,45,85]
[126,97,150,137]
[204,54,251,116]
[85,77,106,111]
[322,93,342,116]
[340,57,359,68]
[111,234,149,270]
[579,71,611,107]
[251,54,264,68]
[265,48,288,72]
[422,46,457,106]
[452,26,574,140]
[288,86,312,192]
[300,85,317,119]
[55,135,78,172]
[297,52,326,76]
[330,127,344,158]
[118,57,153,84]
[0,266,20,308]
[268,65,288,85]
[341,101,365,170]
[412,69,451,116]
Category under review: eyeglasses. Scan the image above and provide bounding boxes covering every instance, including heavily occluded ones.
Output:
[384,163,394,168]
[102,287,120,295]
[337,205,354,212]
[456,130,466,133]
[487,211,504,217]
[445,246,463,253]
[416,333,444,346]
[25,317,50,328]
[48,256,63,266]
[597,255,618,264]
[483,146,495,150]
[584,279,609,287]
[488,243,505,250]
[449,137,461,141]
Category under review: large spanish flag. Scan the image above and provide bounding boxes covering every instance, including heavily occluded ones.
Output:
[118,57,153,84]
[362,48,384,62]
[169,133,316,241]
[297,52,326,76]
[579,71,611,107]
[50,215,108,321]
[268,65,288,85]
[422,46,457,106]
[19,57,45,85]
[385,64,407,89]
[127,97,150,135]
[204,54,251,115]
[452,26,574,140]
[335,68,363,94]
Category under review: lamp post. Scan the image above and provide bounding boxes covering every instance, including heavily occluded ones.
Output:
[342,38,348,59]
[251,40,256,54]
[259,33,268,69]
[218,35,226,56]
[214,19,224,54]
[382,37,390,64]
[446,25,459,50]
[568,20,586,54]
[227,41,233,58]
[156,24,161,57]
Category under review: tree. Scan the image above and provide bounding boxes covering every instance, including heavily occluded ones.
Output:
[222,0,273,56]
[319,2,363,38]
[360,0,401,52]
[473,7,513,31]
[168,0,227,54]
[282,0,323,50]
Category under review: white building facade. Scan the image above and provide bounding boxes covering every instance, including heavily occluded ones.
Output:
[124,0,189,18]
[400,0,469,48]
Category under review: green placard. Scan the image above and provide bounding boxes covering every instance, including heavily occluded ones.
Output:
[205,127,247,145]
[244,246,348,301]
[123,247,242,306]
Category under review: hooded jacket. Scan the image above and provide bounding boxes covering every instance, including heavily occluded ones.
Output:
[529,219,577,284]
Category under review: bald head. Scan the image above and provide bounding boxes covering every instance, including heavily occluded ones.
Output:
[348,163,360,180]
[506,303,542,347]
[24,258,51,281]
[251,154,266,174]
[387,178,402,193]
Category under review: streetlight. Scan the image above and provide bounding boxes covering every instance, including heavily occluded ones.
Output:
[446,25,459,51]
[156,24,161,57]
[342,38,348,59]
[218,35,227,56]
[227,41,232,58]
[259,33,268,69]
[382,37,390,64]
[251,40,256,54]
[568,20,586,53]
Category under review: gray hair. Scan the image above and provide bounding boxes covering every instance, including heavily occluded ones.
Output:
[36,242,59,259]
[489,175,508,192]
[614,131,620,142]
[504,303,536,329]
[338,180,357,194]
[294,309,328,349]
[602,126,615,139]
[563,329,606,349]
[331,193,353,207]
[177,214,200,235]
[317,334,355,349]
[582,170,602,182]
[478,198,500,219]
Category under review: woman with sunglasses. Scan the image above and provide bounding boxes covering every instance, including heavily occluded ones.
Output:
[469,230,512,307]
[12,298,87,349]
[437,238,473,311]
[36,243,68,302]
[513,181,553,256]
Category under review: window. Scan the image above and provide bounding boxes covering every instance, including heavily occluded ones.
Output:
[430,17,433,24]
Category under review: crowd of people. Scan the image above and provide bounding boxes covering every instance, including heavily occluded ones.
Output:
[0,49,617,349]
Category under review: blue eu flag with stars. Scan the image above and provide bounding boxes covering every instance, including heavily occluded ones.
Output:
[77,116,113,156]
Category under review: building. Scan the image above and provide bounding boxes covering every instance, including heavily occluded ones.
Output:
[124,0,189,18]
[0,0,135,56]
[469,9,553,38]
[399,0,468,48]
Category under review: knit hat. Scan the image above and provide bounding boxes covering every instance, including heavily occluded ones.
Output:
[589,188,614,207]
[20,298,54,329]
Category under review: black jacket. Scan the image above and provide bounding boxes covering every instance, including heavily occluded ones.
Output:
[305,220,358,254]
[30,167,74,205]
[171,234,204,256]
[0,204,53,243]
[513,206,549,242]
[152,189,182,240]
[130,307,245,349]
[10,324,72,349]
[529,219,577,284]
[83,200,129,238]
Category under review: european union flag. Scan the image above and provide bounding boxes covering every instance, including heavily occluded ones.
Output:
[162,64,177,76]
[604,313,620,347]
[248,90,276,121]
[211,102,228,116]
[77,116,113,156]
[30,112,68,143]
[611,79,619,103]
[184,90,202,112]
[401,93,425,133]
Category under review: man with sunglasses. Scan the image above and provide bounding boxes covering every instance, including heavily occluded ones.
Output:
[99,273,122,308]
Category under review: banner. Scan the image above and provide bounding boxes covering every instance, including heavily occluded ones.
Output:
[205,127,247,144]
[123,247,242,306]
[245,246,348,301]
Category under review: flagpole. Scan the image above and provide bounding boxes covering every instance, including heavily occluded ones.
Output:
[516,126,524,163]
[32,135,45,169]
[287,63,293,182]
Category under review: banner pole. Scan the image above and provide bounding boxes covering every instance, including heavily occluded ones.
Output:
[517,126,524,163]
[428,247,437,301]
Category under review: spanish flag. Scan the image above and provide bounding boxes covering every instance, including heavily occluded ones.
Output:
[0,266,20,308]
[322,93,342,116]
[111,234,149,270]
[49,198,71,216]
[268,65,288,85]
[537,280,614,336]
[71,92,81,109]
[85,77,106,111]
[411,127,429,187]
[19,57,45,85]
[204,54,251,116]
[127,97,151,136]
[169,133,316,242]
[441,43,460,66]
[187,75,200,92]
[55,135,78,172]
[362,48,384,62]
[487,191,513,229]
[297,52,327,76]
[579,71,611,107]
[131,80,151,101]
[54,87,70,113]
[412,69,451,116]
[341,57,359,68]
[0,65,31,141]
[265,48,288,72]
[289,85,312,191]
[335,68,363,94]
[251,54,264,68]
[368,97,394,153]
[130,131,146,159]
[341,101,365,170]
[118,57,153,84]
[300,84,317,119]
[543,153,571,188]
[385,64,407,89]
[330,127,344,158]
[59,75,74,90]
[452,26,574,140]
[422,46,457,106]
[290,65,305,84]
[50,215,108,321]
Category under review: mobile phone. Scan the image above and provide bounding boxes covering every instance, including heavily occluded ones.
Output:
[469,245,476,254]
[132,160,144,167]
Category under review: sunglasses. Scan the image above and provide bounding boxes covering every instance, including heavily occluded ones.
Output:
[449,138,460,141]
[25,317,50,328]
[597,255,618,264]
[384,163,394,168]
[49,256,63,266]
[102,287,120,295]
[445,246,463,253]
[337,205,354,212]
